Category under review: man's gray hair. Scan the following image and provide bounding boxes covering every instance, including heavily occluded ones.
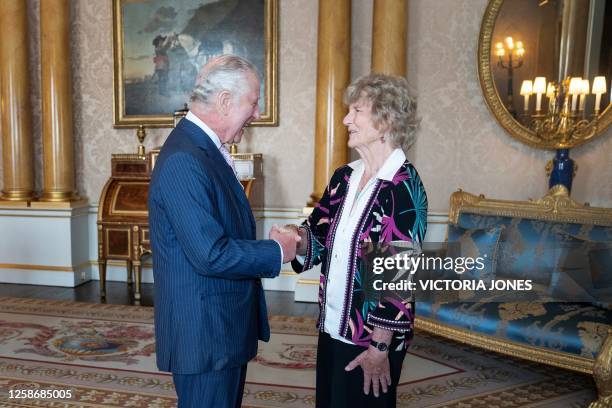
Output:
[344,73,420,152]
[190,55,260,106]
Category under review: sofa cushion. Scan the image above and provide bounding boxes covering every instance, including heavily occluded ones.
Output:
[446,224,505,282]
[590,246,612,290]
[416,301,611,358]
[553,232,612,309]
[549,232,594,299]
[584,225,612,242]
[456,214,612,286]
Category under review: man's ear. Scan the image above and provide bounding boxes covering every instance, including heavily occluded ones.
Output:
[217,90,232,115]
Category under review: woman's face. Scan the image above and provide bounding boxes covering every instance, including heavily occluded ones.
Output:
[343,97,382,149]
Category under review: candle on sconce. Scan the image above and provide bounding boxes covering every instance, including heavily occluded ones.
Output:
[520,80,533,111]
[495,42,505,57]
[569,77,582,112]
[545,83,557,113]
[516,41,525,58]
[546,83,555,99]
[533,77,546,112]
[592,76,607,114]
[579,79,589,111]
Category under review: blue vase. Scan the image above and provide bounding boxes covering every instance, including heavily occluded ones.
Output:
[548,149,574,193]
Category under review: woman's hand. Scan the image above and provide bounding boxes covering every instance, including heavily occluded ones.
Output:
[344,328,394,397]
[344,346,391,397]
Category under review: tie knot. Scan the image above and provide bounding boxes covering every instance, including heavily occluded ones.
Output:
[219,145,237,176]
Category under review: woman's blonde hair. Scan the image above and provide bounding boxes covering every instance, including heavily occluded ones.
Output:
[344,73,420,152]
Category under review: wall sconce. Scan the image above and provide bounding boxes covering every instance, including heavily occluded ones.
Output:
[495,36,525,116]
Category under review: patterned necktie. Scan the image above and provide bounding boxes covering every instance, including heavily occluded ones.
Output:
[219,144,238,177]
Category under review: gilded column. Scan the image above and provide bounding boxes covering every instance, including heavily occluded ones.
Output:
[371,0,408,76]
[309,0,351,205]
[39,0,79,203]
[0,1,34,203]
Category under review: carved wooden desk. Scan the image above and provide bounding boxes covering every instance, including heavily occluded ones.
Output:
[97,152,155,305]
[97,150,259,305]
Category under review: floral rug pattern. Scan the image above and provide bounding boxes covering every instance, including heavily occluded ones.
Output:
[1,319,155,365]
[0,297,598,407]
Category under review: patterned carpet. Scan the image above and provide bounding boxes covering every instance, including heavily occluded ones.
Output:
[0,297,597,407]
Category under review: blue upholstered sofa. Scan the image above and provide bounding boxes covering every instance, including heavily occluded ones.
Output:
[415,186,612,407]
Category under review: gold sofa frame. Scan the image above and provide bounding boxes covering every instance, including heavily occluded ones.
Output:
[414,186,612,407]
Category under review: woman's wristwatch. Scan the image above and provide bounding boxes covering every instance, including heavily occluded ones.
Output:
[370,340,389,352]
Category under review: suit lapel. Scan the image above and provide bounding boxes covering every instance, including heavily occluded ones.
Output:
[177,119,254,222]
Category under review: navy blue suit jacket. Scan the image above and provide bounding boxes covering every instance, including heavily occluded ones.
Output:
[148,118,281,374]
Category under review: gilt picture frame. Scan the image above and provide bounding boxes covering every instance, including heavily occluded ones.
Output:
[112,0,278,128]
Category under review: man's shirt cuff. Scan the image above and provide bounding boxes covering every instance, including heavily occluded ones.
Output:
[274,240,284,266]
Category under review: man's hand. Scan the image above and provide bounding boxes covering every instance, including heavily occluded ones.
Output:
[275,224,307,256]
[269,224,301,263]
[345,328,393,397]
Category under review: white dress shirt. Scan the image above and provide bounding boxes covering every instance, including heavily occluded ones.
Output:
[324,148,407,344]
[185,111,222,148]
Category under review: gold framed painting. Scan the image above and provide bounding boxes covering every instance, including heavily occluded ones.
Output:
[112,0,278,128]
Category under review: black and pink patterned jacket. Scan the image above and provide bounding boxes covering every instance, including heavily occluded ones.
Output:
[292,161,428,347]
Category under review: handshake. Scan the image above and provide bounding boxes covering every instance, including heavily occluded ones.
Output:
[269,224,306,263]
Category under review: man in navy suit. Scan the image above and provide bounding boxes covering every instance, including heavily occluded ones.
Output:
[148,55,299,407]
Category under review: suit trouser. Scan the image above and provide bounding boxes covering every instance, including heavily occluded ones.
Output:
[316,332,406,408]
[173,365,247,408]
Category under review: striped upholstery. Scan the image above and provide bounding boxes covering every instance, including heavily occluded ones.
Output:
[148,118,281,375]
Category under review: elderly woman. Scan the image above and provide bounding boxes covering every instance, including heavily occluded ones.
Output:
[282,73,427,407]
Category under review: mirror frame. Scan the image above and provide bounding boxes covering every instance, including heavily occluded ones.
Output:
[478,0,612,150]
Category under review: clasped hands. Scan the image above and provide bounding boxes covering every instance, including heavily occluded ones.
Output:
[269,224,306,263]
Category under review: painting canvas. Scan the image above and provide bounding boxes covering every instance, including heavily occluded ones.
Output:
[113,0,277,127]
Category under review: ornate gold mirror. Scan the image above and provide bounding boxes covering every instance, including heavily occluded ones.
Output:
[478,0,612,149]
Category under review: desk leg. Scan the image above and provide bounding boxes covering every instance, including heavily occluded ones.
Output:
[133,261,142,306]
[98,259,107,300]
[126,260,133,286]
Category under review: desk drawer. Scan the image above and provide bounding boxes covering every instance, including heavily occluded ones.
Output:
[105,227,131,258]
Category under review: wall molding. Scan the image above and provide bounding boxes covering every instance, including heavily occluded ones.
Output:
[0,263,89,272]
[0,205,449,301]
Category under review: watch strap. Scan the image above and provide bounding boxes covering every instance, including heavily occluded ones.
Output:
[370,340,389,352]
